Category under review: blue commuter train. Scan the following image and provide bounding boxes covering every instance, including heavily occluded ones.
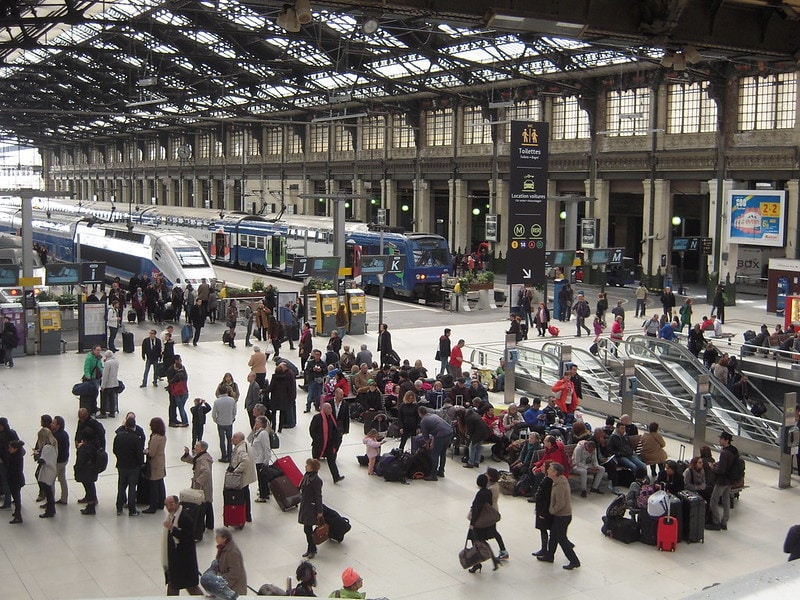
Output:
[0,207,217,288]
[14,199,453,302]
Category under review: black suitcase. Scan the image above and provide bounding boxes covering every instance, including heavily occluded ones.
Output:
[601,516,640,544]
[677,490,705,543]
[269,475,301,511]
[122,331,135,353]
[136,469,151,505]
[127,309,137,323]
[223,330,232,344]
[162,307,176,322]
[322,505,352,542]
[181,501,206,543]
[640,513,659,546]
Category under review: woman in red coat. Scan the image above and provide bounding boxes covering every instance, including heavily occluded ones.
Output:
[551,373,579,417]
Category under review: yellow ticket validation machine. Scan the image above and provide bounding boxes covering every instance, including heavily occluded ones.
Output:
[38,301,62,355]
[315,290,339,336]
[345,289,366,334]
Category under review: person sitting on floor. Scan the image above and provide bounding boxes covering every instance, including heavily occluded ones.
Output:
[655,460,685,495]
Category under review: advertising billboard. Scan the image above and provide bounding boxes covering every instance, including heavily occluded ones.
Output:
[728,190,785,247]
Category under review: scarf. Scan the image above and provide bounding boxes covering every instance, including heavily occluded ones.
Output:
[321,412,338,455]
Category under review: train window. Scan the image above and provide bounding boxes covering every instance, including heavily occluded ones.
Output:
[174,247,210,268]
[256,237,265,250]
[410,240,450,267]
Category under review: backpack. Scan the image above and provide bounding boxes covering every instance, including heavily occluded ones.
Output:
[95,447,109,473]
[3,330,18,349]
[728,456,745,484]
[605,493,628,520]
[636,483,657,509]
[513,473,535,497]
[383,451,411,483]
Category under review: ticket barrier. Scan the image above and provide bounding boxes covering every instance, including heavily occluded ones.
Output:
[38,301,62,355]
[315,290,339,336]
[345,289,366,334]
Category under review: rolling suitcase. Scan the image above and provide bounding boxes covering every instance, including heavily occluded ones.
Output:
[269,475,301,512]
[322,505,352,542]
[127,309,136,323]
[273,455,303,488]
[640,513,659,546]
[677,489,705,544]
[122,330,135,353]
[657,494,679,551]
[223,488,246,528]
[181,324,193,344]
[223,330,232,344]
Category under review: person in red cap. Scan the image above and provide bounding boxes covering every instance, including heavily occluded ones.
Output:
[329,567,365,599]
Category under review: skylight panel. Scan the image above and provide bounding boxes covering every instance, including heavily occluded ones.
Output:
[322,12,357,35]
[152,9,191,27]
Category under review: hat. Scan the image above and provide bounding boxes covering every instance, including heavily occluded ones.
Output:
[719,431,733,442]
[367,379,376,385]
[342,567,361,588]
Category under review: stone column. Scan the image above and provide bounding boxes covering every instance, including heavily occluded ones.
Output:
[642,179,671,276]
[785,179,799,260]
[707,178,735,280]
[587,178,610,247]
[352,178,366,222]
[413,178,432,233]
[381,178,397,226]
[450,178,469,253]
[546,180,560,248]
[491,178,509,256]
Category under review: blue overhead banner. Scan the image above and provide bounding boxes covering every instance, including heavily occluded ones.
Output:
[506,121,549,285]
[728,190,785,247]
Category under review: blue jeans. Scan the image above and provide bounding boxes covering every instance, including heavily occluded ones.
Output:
[169,393,189,425]
[200,568,237,600]
[218,424,233,461]
[617,455,647,475]
[430,434,451,476]
[439,358,449,375]
[468,440,483,466]
[142,359,158,385]
[116,467,140,514]
[635,299,646,318]
[306,380,322,411]
[108,327,119,351]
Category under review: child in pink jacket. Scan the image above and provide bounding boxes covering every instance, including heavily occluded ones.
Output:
[363,429,385,475]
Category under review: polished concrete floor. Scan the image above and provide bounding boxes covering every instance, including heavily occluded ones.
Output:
[0,293,798,600]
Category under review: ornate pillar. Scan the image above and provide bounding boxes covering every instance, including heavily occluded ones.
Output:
[707,178,735,280]
[450,178,468,253]
[413,178,432,233]
[785,179,799,259]
[642,179,671,275]
[587,178,610,247]
[381,178,397,226]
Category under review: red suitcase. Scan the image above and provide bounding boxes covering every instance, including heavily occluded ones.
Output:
[274,455,303,488]
[223,488,246,529]
[657,515,679,551]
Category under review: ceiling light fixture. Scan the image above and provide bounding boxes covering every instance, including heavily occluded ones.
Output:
[295,0,312,25]
[362,15,380,35]
[485,9,584,36]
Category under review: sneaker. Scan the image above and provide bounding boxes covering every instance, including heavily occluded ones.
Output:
[590,488,604,495]
[720,523,728,530]
[580,490,587,498]
[498,550,509,560]
[254,497,268,503]
[129,510,140,517]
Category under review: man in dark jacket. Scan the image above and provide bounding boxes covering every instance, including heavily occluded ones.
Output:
[459,407,491,468]
[140,329,162,387]
[377,323,393,366]
[113,416,145,517]
[437,329,451,376]
[188,298,206,346]
[418,407,454,480]
[309,403,344,484]
[0,417,19,508]
[50,416,70,505]
[304,349,327,413]
[706,432,739,531]
[164,494,203,595]
[75,407,106,451]
[660,286,677,320]
[268,362,297,431]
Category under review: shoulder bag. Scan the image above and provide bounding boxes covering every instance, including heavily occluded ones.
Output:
[473,502,501,528]
[312,520,330,545]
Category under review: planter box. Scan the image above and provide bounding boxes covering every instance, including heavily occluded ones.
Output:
[467,282,495,291]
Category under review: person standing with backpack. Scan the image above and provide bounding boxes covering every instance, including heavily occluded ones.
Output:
[706,431,741,531]
[572,294,591,337]
[2,316,18,368]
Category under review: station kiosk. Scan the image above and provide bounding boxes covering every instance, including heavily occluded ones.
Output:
[37,301,62,355]
[315,290,339,336]
[345,289,366,334]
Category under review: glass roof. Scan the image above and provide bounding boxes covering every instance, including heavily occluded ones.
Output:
[0,0,708,145]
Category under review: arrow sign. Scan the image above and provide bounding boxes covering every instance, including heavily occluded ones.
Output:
[522,268,532,279]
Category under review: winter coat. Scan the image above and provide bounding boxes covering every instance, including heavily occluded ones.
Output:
[216,540,247,595]
[230,441,258,487]
[145,433,167,480]
[298,471,323,526]
[74,441,98,484]
[182,450,213,502]
[639,431,668,465]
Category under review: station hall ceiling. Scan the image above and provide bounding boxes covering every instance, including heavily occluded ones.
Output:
[1,0,800,147]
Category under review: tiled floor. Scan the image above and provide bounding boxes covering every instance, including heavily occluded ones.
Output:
[0,296,798,600]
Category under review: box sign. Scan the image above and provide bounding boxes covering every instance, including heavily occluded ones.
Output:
[0,267,19,287]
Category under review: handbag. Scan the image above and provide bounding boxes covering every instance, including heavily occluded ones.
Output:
[269,430,280,449]
[142,459,152,479]
[435,349,441,361]
[117,380,125,394]
[473,503,501,528]
[458,536,492,569]
[312,522,330,545]
[72,380,95,396]
[224,471,243,490]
